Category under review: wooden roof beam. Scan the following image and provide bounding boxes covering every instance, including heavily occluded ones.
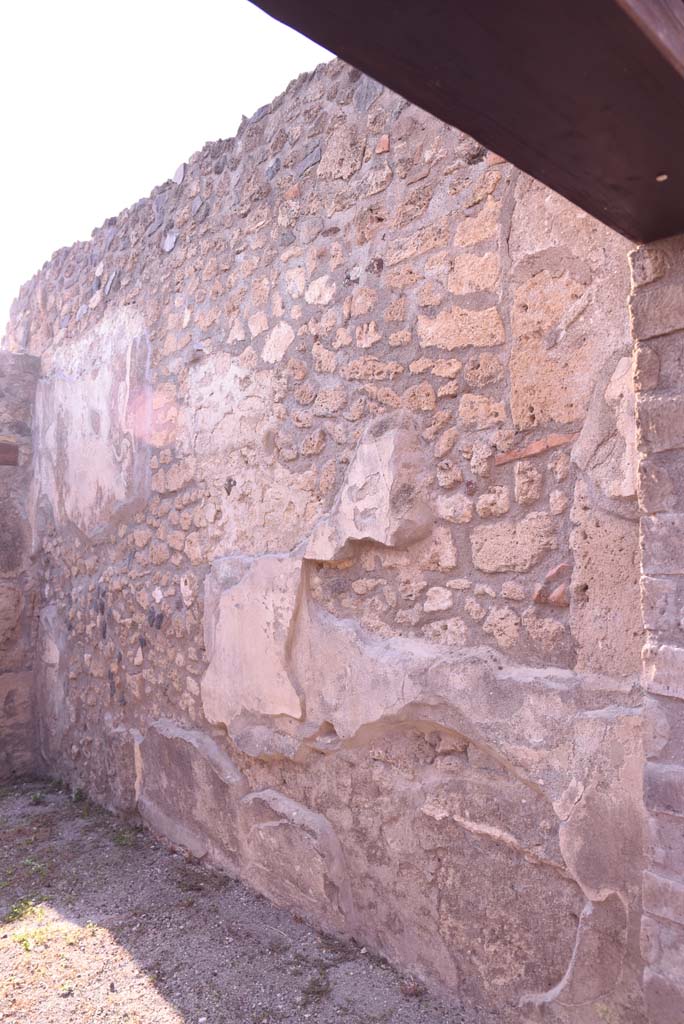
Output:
[249,0,684,241]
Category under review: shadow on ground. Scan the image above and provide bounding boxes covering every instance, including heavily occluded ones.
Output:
[0,780,484,1024]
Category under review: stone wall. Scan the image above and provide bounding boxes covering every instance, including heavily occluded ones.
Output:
[3,60,649,1021]
[630,239,684,1023]
[0,351,40,778]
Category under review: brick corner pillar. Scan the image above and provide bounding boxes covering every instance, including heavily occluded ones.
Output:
[630,237,684,1021]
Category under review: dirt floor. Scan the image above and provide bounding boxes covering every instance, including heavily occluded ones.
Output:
[0,779,484,1024]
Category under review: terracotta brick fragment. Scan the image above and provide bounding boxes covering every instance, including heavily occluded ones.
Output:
[494,432,580,466]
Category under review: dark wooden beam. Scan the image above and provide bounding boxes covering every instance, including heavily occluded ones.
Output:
[249,0,684,242]
[0,441,19,466]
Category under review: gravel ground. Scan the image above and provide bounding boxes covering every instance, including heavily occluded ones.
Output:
[0,780,482,1024]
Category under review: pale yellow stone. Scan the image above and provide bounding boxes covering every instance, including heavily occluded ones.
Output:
[333,327,353,349]
[418,280,444,307]
[447,578,472,591]
[423,586,453,613]
[471,512,557,572]
[149,540,170,565]
[436,493,473,524]
[465,597,486,621]
[501,581,526,601]
[317,126,365,181]
[549,490,569,515]
[389,329,411,347]
[285,267,305,298]
[458,394,506,430]
[341,357,404,382]
[248,311,269,337]
[355,322,382,348]
[306,413,433,560]
[483,607,521,649]
[409,357,434,375]
[476,486,510,518]
[448,252,500,294]
[262,322,295,364]
[523,610,567,653]
[454,198,500,246]
[514,462,543,505]
[184,532,204,564]
[434,427,459,459]
[510,270,600,429]
[432,358,463,378]
[305,275,336,305]
[350,288,376,316]
[403,382,436,412]
[418,306,504,350]
[312,342,337,374]
[421,618,467,646]
[351,579,380,596]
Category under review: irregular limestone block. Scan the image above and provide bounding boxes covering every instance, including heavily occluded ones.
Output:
[573,355,638,500]
[638,395,684,455]
[420,803,583,1005]
[522,896,627,1013]
[510,270,595,429]
[239,788,354,933]
[641,915,684,987]
[644,644,684,700]
[0,671,34,779]
[0,487,29,573]
[638,455,678,513]
[557,708,644,901]
[470,512,557,573]
[643,870,684,927]
[631,282,684,341]
[645,763,684,817]
[96,721,141,814]
[34,604,68,767]
[202,554,304,731]
[0,583,22,648]
[649,812,684,876]
[570,482,641,676]
[138,719,247,871]
[420,766,564,870]
[643,968,684,1024]
[317,127,364,181]
[642,514,684,576]
[416,305,505,351]
[306,413,433,561]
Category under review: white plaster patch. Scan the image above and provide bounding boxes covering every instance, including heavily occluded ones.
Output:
[32,307,150,534]
[202,555,303,729]
[262,322,295,363]
[178,352,322,555]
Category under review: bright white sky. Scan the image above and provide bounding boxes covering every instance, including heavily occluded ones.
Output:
[0,0,332,335]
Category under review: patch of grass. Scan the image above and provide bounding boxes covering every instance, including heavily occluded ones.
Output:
[3,896,43,924]
[112,826,139,847]
[29,792,46,806]
[0,865,16,889]
[22,857,48,879]
[79,803,95,819]
[302,968,331,1004]
[319,932,354,958]
[13,924,51,952]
